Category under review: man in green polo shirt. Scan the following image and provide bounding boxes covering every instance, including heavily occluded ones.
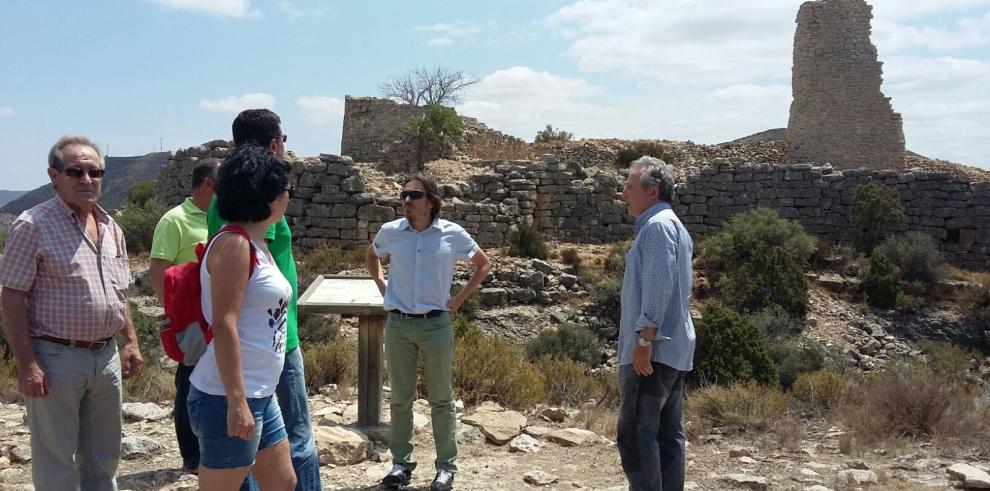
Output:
[207,109,320,491]
[149,157,218,474]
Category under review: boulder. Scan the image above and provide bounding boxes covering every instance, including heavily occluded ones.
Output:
[836,469,878,486]
[545,428,599,447]
[522,470,558,486]
[722,474,768,491]
[509,434,542,453]
[461,407,527,445]
[122,402,171,422]
[947,463,990,489]
[313,426,370,465]
[120,435,164,460]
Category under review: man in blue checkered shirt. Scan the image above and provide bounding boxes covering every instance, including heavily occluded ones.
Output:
[616,156,696,491]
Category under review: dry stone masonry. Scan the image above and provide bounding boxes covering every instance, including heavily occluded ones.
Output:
[157,142,990,270]
[787,0,905,170]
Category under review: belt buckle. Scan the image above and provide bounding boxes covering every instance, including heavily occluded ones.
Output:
[89,340,108,351]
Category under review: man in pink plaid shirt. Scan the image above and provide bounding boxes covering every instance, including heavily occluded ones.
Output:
[0,135,144,490]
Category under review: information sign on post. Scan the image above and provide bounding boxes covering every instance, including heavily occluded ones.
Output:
[298,275,386,427]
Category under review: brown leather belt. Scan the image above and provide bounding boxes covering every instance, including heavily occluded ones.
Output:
[35,335,112,351]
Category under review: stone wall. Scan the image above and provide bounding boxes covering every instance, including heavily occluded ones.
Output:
[153,140,230,206]
[157,143,990,270]
[787,0,905,170]
[340,96,425,163]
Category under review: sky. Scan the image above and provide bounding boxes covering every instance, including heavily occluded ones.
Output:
[1,0,988,191]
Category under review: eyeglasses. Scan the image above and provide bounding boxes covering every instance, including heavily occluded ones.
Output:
[400,190,426,201]
[281,134,288,143]
[286,184,296,199]
[61,167,105,179]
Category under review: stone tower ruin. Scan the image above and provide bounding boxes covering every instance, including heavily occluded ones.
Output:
[787,0,905,170]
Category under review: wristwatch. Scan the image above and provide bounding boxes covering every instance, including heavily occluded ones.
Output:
[637,336,652,347]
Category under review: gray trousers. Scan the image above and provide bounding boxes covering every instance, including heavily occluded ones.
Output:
[26,338,122,491]
[617,362,686,491]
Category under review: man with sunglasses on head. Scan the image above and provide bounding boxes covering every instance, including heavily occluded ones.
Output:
[0,135,144,490]
[205,109,321,491]
[367,174,492,491]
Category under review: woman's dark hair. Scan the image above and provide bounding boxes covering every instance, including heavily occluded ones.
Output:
[216,144,289,223]
[405,173,443,221]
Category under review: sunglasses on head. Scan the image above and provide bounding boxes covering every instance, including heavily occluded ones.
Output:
[61,167,105,179]
[400,190,426,201]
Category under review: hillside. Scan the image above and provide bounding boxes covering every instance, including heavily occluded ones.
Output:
[0,191,27,208]
[0,152,169,214]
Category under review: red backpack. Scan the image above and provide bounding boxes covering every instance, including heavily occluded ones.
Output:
[159,224,258,366]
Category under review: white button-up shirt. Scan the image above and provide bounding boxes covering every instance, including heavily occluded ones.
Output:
[372,218,479,314]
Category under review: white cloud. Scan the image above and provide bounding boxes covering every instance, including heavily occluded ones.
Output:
[458,66,618,141]
[146,0,259,18]
[277,1,330,21]
[199,93,276,113]
[296,96,345,125]
[0,106,14,118]
[413,22,481,46]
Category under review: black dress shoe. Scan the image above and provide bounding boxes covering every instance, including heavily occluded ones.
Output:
[430,469,454,491]
[382,464,412,489]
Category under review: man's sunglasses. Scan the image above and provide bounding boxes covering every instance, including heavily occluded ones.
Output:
[280,134,288,143]
[286,184,296,199]
[61,167,106,179]
[400,190,426,201]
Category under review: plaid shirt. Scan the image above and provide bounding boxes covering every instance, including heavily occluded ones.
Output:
[0,197,130,340]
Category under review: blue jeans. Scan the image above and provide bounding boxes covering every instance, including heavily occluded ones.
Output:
[187,386,287,469]
[241,347,321,491]
[174,363,199,470]
[616,362,686,491]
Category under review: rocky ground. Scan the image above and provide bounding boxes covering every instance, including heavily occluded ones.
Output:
[2,389,990,491]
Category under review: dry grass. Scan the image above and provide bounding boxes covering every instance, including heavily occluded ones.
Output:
[841,363,989,444]
[791,369,848,415]
[295,247,367,291]
[452,328,545,408]
[948,266,990,285]
[575,407,618,440]
[0,358,20,403]
[685,382,790,433]
[534,357,606,407]
[303,338,358,394]
[124,362,176,403]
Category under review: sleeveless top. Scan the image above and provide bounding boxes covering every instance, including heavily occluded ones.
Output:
[189,231,291,398]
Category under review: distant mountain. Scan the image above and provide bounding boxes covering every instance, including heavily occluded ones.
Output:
[722,128,787,145]
[1,152,169,215]
[0,190,28,208]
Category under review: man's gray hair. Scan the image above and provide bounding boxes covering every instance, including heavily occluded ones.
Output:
[48,135,104,170]
[630,156,675,202]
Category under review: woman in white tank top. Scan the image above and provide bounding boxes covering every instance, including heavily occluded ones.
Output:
[187,144,298,490]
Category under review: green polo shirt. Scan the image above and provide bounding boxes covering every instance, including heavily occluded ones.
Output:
[207,196,299,351]
[151,198,208,265]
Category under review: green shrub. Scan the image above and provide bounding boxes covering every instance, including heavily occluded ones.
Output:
[851,183,905,252]
[127,180,155,207]
[768,337,825,390]
[303,338,358,392]
[791,369,846,413]
[702,207,817,317]
[615,141,683,168]
[535,357,605,406]
[508,222,548,259]
[685,381,789,432]
[690,303,778,387]
[862,250,900,309]
[877,232,946,286]
[534,124,574,143]
[452,321,545,408]
[525,324,600,367]
[297,313,341,345]
[589,276,622,326]
[559,247,582,274]
[746,305,801,339]
[409,104,464,144]
[918,340,980,380]
[116,200,168,254]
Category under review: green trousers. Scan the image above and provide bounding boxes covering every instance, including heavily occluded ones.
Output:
[385,312,458,473]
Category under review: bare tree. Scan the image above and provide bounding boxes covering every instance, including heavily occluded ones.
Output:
[379,65,479,106]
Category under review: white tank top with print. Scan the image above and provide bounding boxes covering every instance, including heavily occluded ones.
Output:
[189,232,291,398]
